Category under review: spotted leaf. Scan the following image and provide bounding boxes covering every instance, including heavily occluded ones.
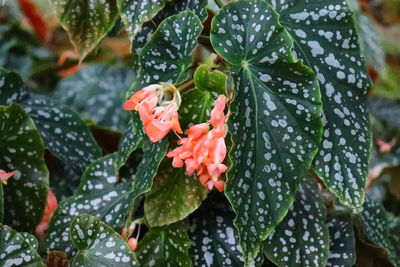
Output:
[0,104,48,232]
[19,95,101,174]
[0,225,44,267]
[188,195,247,267]
[132,22,156,70]
[326,215,356,267]
[116,116,144,165]
[131,10,203,92]
[0,68,29,105]
[264,181,329,267]
[20,232,39,251]
[117,0,166,43]
[156,0,208,22]
[180,64,227,128]
[137,221,192,266]
[53,64,135,132]
[70,214,139,266]
[49,0,119,61]
[46,140,167,254]
[273,0,371,211]
[210,1,323,263]
[144,163,208,227]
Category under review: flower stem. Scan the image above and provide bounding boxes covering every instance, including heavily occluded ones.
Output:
[177,80,194,91]
[214,0,224,8]
[198,35,211,45]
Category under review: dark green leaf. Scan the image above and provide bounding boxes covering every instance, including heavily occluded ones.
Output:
[70,214,139,266]
[49,0,119,61]
[116,116,144,165]
[210,1,323,263]
[368,97,400,130]
[53,64,135,132]
[273,0,371,211]
[0,68,29,105]
[144,162,208,227]
[264,181,329,267]
[0,225,44,267]
[156,0,208,22]
[137,221,192,266]
[0,104,48,232]
[20,232,39,251]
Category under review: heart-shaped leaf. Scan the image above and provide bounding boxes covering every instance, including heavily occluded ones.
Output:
[0,104,48,232]
[49,0,119,61]
[210,1,323,263]
[0,68,29,105]
[131,10,203,92]
[264,181,329,267]
[137,221,192,266]
[0,225,44,267]
[272,0,371,211]
[53,64,135,132]
[326,215,356,267]
[70,214,139,266]
[144,162,208,227]
[20,95,101,174]
[117,0,166,43]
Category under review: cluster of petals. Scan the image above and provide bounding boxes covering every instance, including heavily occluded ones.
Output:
[120,223,138,251]
[167,95,229,192]
[36,189,58,240]
[124,84,182,143]
[0,169,17,185]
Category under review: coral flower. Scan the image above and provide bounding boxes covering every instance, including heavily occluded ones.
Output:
[36,189,58,240]
[167,95,229,192]
[124,84,183,143]
[0,170,17,185]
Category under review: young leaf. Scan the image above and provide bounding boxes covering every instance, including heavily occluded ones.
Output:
[0,225,44,267]
[144,162,208,227]
[46,251,70,267]
[0,104,48,232]
[0,68,29,105]
[264,181,329,267]
[188,195,246,267]
[117,0,166,42]
[20,95,101,174]
[326,215,356,267]
[210,1,323,263]
[53,64,135,132]
[131,10,203,92]
[49,0,119,61]
[70,214,139,266]
[137,221,192,266]
[272,0,371,211]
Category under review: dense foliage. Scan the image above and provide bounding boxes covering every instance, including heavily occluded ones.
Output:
[0,0,399,266]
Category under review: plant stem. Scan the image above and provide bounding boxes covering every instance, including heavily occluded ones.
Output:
[198,35,211,45]
[214,0,225,8]
[177,80,194,91]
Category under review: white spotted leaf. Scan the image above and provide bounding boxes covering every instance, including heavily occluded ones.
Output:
[117,0,166,43]
[53,64,135,132]
[273,0,372,211]
[20,232,39,251]
[264,181,330,267]
[0,104,49,232]
[70,214,139,266]
[20,95,101,174]
[49,0,119,61]
[210,1,323,263]
[137,221,192,266]
[326,215,356,267]
[45,140,167,254]
[144,162,208,227]
[131,10,203,92]
[0,225,44,267]
[0,68,29,105]
[116,117,144,165]
[156,0,208,22]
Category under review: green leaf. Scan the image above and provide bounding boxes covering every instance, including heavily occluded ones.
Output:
[70,214,139,266]
[116,117,144,165]
[20,95,101,173]
[189,195,246,267]
[20,232,39,251]
[49,0,119,61]
[0,68,29,105]
[210,1,323,263]
[264,181,329,267]
[0,185,3,223]
[137,221,192,266]
[180,64,227,127]
[131,10,203,92]
[156,0,208,22]
[369,97,400,130]
[326,215,356,267]
[53,64,135,132]
[132,22,156,70]
[273,0,371,211]
[0,104,48,232]
[387,214,400,266]
[144,162,208,227]
[0,225,44,267]
[117,0,166,42]
[46,140,167,254]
